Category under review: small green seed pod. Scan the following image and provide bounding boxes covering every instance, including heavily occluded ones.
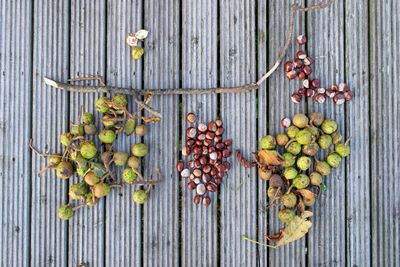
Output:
[281,193,297,208]
[131,143,149,157]
[260,135,276,150]
[292,113,309,129]
[293,174,310,189]
[278,208,296,223]
[122,168,137,184]
[84,124,97,135]
[315,161,331,176]
[60,132,73,147]
[58,205,74,220]
[335,143,351,157]
[282,153,296,167]
[98,129,116,144]
[135,124,148,136]
[318,135,333,150]
[326,152,342,168]
[69,182,90,200]
[102,115,117,127]
[296,156,312,171]
[84,171,100,186]
[133,189,148,204]
[128,156,141,169]
[302,143,319,156]
[276,133,289,146]
[321,119,338,134]
[310,172,323,186]
[287,125,300,138]
[95,97,110,113]
[49,154,62,166]
[93,182,111,198]
[113,94,128,108]
[80,141,97,159]
[56,161,74,179]
[286,141,301,155]
[283,167,298,180]
[113,152,129,166]
[81,112,94,124]
[295,130,312,145]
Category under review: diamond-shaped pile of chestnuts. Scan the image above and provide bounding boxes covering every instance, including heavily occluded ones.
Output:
[30,94,162,220]
[284,35,354,105]
[238,112,350,224]
[176,113,232,207]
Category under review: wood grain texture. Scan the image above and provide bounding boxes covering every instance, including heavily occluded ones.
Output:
[68,1,106,266]
[0,0,32,266]
[105,1,143,267]
[265,1,307,266]
[142,1,180,266]
[370,1,400,266]
[306,0,346,266]
[344,0,371,266]
[30,1,70,266]
[181,1,218,266]
[219,1,257,265]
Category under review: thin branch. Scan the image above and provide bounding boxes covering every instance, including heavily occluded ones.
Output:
[43,0,336,97]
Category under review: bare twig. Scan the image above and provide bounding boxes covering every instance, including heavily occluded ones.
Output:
[43,0,335,97]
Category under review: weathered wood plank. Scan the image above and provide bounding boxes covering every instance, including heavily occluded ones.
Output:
[143,1,180,266]
[0,0,32,266]
[219,1,257,265]
[344,0,371,266]
[105,1,143,267]
[306,0,346,266]
[180,1,218,266]
[69,1,106,266]
[370,1,400,266]
[264,1,307,266]
[30,1,70,266]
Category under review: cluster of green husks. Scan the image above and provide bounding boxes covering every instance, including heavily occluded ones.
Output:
[37,94,157,220]
[258,112,350,224]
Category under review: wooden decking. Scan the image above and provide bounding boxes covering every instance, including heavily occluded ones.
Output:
[0,0,399,266]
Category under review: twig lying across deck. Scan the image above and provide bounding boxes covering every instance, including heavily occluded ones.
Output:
[43,0,336,96]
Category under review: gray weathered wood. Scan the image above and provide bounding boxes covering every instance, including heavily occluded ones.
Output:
[105,1,143,267]
[219,1,257,265]
[181,1,218,266]
[264,1,307,266]
[307,0,346,266]
[370,1,400,266]
[0,0,32,266]
[344,0,371,266]
[142,1,180,266]
[30,1,70,266]
[68,1,106,266]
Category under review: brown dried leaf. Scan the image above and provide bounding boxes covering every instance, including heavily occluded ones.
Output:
[275,211,313,247]
[258,150,284,166]
[297,189,317,200]
[142,116,161,123]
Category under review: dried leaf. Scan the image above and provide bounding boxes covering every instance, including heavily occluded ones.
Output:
[258,150,284,166]
[275,211,313,247]
[91,163,107,178]
[135,29,149,40]
[131,47,144,60]
[142,116,161,123]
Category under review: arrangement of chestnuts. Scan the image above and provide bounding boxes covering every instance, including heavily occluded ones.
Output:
[176,113,232,206]
[285,35,354,105]
[237,112,350,239]
[30,93,162,220]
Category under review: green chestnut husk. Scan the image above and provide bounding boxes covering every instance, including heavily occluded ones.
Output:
[95,97,110,113]
[327,152,342,168]
[128,156,141,169]
[93,182,111,198]
[113,94,128,108]
[335,143,351,157]
[331,131,343,145]
[131,143,149,157]
[102,115,117,127]
[267,187,283,199]
[297,156,312,171]
[124,119,136,136]
[281,193,297,208]
[302,143,319,156]
[278,208,296,223]
[321,119,338,134]
[283,167,298,180]
[287,126,300,139]
[293,174,310,189]
[71,124,85,136]
[84,171,100,186]
[292,113,309,129]
[58,205,74,220]
[318,134,333,150]
[81,112,94,124]
[80,141,97,159]
[295,129,312,145]
[316,161,331,176]
[113,152,129,166]
[135,124,148,136]
[49,154,62,166]
[282,152,296,167]
[308,112,324,126]
[133,189,148,204]
[84,124,97,135]
[56,161,74,179]
[98,129,116,144]
[260,135,276,150]
[276,133,289,146]
[286,141,301,155]
[305,125,319,138]
[60,132,73,147]
[310,172,323,186]
[69,182,90,200]
[85,192,97,206]
[76,165,89,177]
[122,168,137,184]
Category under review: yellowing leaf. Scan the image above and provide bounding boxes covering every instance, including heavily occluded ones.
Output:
[297,189,317,200]
[142,116,161,123]
[275,211,313,247]
[131,47,144,60]
[258,150,283,166]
